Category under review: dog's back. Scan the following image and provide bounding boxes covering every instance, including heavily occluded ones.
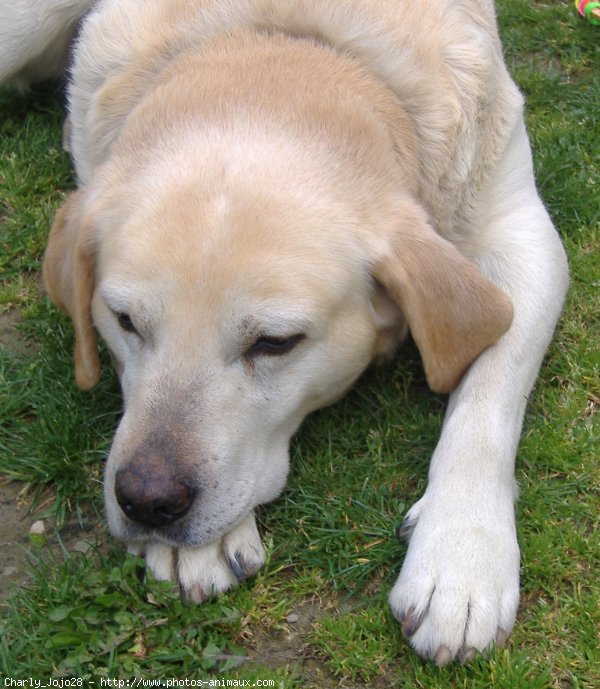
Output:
[0,0,93,88]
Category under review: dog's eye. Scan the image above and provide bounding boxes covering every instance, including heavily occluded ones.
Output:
[247,334,305,357]
[116,312,138,334]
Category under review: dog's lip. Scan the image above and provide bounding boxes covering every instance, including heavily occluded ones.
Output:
[109,519,214,548]
[109,501,252,547]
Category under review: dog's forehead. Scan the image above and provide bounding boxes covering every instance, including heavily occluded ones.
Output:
[97,181,368,308]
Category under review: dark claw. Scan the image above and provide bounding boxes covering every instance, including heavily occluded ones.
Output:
[184,582,208,604]
[400,586,435,638]
[458,646,477,664]
[227,551,247,582]
[135,563,147,583]
[434,645,453,666]
[496,627,510,649]
[401,606,424,637]
[396,514,417,542]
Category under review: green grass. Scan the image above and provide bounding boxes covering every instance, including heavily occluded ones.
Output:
[1,1,598,686]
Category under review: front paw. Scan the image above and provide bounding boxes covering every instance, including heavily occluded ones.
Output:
[389,493,520,665]
[130,512,266,601]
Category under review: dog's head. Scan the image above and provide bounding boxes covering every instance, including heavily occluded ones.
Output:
[44,81,512,549]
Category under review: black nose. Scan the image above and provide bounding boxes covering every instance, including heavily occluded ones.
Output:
[115,466,196,528]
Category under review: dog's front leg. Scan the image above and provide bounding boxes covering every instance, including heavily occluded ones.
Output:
[388,120,569,664]
[130,511,265,601]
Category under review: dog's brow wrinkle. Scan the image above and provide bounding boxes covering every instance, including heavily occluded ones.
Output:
[239,310,315,337]
[99,283,160,334]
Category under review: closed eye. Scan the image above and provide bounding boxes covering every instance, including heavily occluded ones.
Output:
[116,312,139,335]
[246,333,306,358]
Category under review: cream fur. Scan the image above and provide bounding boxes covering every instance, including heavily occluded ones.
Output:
[2,0,569,665]
[0,0,93,88]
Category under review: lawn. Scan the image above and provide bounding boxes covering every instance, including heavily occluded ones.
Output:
[1,1,598,686]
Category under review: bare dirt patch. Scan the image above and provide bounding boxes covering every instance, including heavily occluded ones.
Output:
[0,310,36,356]
[245,600,344,687]
[0,480,106,600]
[0,481,36,595]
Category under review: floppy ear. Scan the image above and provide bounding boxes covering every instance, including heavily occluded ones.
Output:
[43,190,100,390]
[371,201,513,393]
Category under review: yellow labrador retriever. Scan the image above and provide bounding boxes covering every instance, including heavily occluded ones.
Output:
[8,0,570,665]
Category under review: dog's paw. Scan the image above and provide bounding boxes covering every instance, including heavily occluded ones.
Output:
[389,491,519,665]
[130,512,266,601]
